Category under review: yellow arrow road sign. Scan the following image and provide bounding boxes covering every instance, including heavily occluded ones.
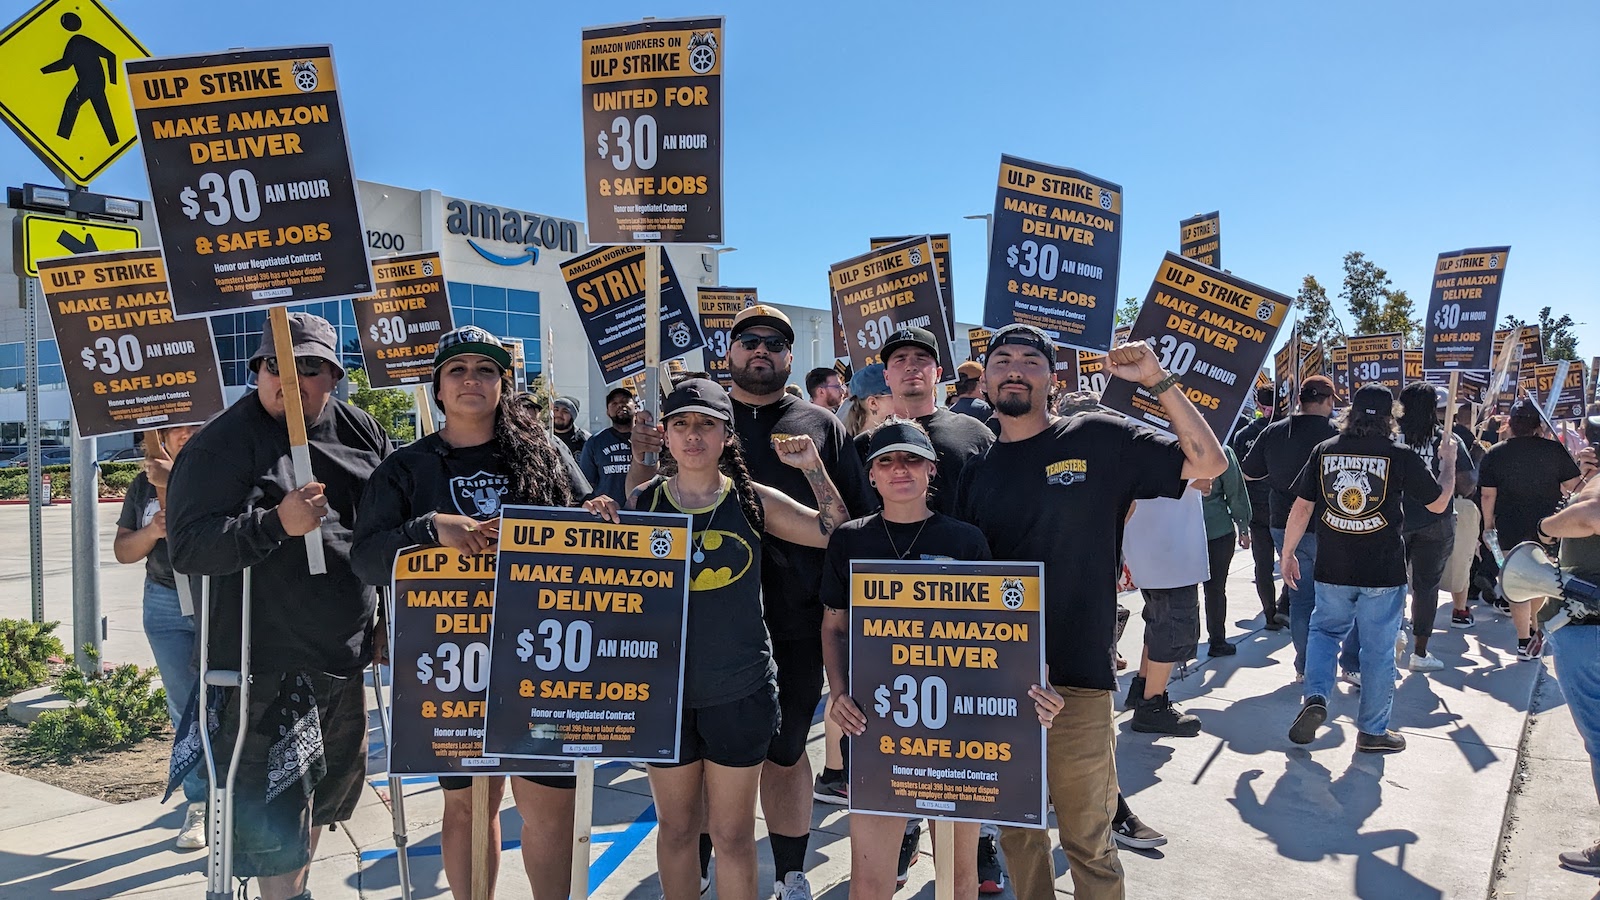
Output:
[18,211,141,277]
[0,0,148,186]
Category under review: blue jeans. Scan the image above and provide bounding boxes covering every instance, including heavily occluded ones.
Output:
[1271,528,1319,674]
[143,578,206,804]
[1549,624,1600,804]
[1304,582,1405,735]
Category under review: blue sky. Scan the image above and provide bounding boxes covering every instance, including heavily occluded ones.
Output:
[4,0,1596,360]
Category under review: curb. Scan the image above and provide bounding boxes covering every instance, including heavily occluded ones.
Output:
[0,498,125,505]
[1486,655,1551,900]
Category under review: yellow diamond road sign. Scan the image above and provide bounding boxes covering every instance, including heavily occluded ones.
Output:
[0,0,148,186]
[19,211,141,277]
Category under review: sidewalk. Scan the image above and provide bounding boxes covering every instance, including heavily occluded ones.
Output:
[2,537,1596,898]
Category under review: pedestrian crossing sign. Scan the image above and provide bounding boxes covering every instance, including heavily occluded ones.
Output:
[0,0,148,186]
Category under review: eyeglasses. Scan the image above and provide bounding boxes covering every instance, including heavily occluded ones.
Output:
[262,356,329,378]
[736,334,790,353]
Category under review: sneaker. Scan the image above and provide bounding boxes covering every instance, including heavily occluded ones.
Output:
[1518,632,1545,661]
[1293,671,1305,684]
[812,770,848,805]
[976,833,1006,893]
[896,823,921,887]
[774,871,812,900]
[1111,813,1167,850]
[1123,674,1146,711]
[1273,611,1291,627]
[1264,609,1286,631]
[1131,693,1202,736]
[1341,670,1362,688]
[1355,730,1407,753]
[1288,697,1328,745]
[1451,608,1474,629]
[175,801,208,850]
[1208,640,1238,657]
[1408,652,1444,672]
[1491,597,1513,615]
[1558,839,1600,875]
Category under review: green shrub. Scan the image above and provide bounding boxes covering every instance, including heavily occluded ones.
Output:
[13,650,168,760]
[0,619,66,695]
[99,462,140,497]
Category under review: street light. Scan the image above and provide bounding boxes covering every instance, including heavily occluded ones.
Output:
[701,246,737,283]
[963,214,992,259]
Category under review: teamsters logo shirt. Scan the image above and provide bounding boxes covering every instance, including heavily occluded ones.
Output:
[1319,454,1390,533]
[1291,433,1441,588]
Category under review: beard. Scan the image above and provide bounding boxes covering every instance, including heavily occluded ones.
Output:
[610,412,633,429]
[994,383,1036,417]
[731,357,789,396]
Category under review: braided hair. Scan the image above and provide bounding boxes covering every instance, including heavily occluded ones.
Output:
[659,424,764,533]
[492,378,575,508]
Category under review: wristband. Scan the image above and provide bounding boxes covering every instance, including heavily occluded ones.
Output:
[1146,373,1181,396]
[422,511,439,545]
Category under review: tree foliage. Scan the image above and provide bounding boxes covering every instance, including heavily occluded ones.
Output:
[1501,307,1582,361]
[1116,296,1141,328]
[347,368,417,444]
[1294,274,1344,345]
[1341,251,1420,345]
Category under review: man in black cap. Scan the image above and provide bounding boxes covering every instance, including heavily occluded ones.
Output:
[953,324,1227,900]
[1241,374,1340,679]
[628,303,873,900]
[1282,384,1456,753]
[579,386,636,502]
[552,396,588,456]
[1479,396,1582,658]
[1231,386,1284,628]
[167,312,390,900]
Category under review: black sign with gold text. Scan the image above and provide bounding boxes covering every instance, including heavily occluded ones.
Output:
[849,560,1046,828]
[983,155,1121,352]
[697,286,756,387]
[831,237,955,374]
[581,17,723,244]
[872,235,955,340]
[967,327,991,366]
[353,252,454,387]
[1101,253,1289,439]
[126,47,372,317]
[1346,333,1404,394]
[38,249,224,437]
[1405,349,1423,386]
[483,506,691,762]
[563,245,703,384]
[1330,345,1349,400]
[389,546,572,778]
[1422,246,1509,371]
[1534,362,1588,420]
[1179,211,1220,269]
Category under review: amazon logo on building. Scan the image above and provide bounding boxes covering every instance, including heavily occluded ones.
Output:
[445,200,581,266]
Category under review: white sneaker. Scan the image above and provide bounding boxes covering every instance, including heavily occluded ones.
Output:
[175,802,208,850]
[1408,652,1444,672]
[1341,670,1363,688]
[774,872,812,900]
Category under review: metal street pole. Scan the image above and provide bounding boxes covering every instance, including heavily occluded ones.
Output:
[964,213,993,260]
[70,417,100,669]
[22,271,43,623]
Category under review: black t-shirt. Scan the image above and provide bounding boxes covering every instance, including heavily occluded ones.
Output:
[854,408,995,515]
[117,472,175,588]
[578,427,632,502]
[351,432,591,588]
[1479,436,1581,546]
[555,426,589,458]
[1240,414,1337,528]
[733,393,876,640]
[1230,416,1273,527]
[1399,431,1474,533]
[950,396,992,421]
[953,414,1186,690]
[639,476,775,707]
[821,513,992,611]
[1291,434,1442,587]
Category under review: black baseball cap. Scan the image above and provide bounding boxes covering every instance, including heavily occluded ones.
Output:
[1352,384,1394,416]
[881,326,940,363]
[433,325,512,370]
[662,378,733,423]
[865,421,937,463]
[605,386,635,405]
[988,324,1057,368]
[1508,397,1542,421]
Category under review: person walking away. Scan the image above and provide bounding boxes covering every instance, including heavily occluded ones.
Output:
[1395,384,1477,670]
[1283,385,1455,753]
[1231,387,1283,628]
[1197,444,1252,655]
[1122,486,1209,735]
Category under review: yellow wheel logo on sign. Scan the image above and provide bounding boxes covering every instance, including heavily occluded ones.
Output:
[0,0,147,186]
[19,211,141,277]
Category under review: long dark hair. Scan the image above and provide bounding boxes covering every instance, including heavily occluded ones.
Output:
[1397,382,1440,448]
[660,424,764,533]
[493,378,575,507]
[1338,408,1395,440]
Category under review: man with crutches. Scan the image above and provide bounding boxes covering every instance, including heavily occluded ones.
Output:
[167,313,390,900]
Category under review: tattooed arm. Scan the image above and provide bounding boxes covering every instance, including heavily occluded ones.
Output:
[762,435,851,547]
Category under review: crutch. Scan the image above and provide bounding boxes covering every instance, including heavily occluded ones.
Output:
[200,568,253,900]
[371,588,414,900]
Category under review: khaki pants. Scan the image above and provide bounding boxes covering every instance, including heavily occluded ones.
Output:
[1000,686,1124,900]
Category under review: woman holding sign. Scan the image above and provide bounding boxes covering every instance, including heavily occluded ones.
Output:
[820,418,1064,900]
[352,325,590,900]
[583,378,850,900]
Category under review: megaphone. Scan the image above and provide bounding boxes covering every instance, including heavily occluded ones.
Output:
[1499,541,1600,633]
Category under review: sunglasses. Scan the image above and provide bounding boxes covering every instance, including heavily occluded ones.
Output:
[736,334,790,353]
[262,356,329,378]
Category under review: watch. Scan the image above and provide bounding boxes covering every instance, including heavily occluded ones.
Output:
[1146,372,1181,396]
[421,511,439,545]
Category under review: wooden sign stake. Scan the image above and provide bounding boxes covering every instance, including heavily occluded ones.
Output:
[267,306,326,575]
[570,760,596,900]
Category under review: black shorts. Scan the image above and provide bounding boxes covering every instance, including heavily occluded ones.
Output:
[219,671,367,879]
[768,636,825,766]
[653,682,779,769]
[437,773,576,791]
[1141,586,1200,663]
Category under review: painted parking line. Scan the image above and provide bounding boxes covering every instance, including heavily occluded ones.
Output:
[366,760,631,791]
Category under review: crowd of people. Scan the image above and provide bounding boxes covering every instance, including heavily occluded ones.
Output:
[120,306,1600,900]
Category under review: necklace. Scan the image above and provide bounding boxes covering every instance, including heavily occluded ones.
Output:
[883,513,932,560]
[669,476,726,563]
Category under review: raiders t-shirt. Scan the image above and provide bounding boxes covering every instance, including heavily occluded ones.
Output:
[1290,433,1441,588]
[821,513,992,611]
[953,413,1186,691]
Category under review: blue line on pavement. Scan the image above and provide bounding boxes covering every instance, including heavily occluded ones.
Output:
[366,760,629,791]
